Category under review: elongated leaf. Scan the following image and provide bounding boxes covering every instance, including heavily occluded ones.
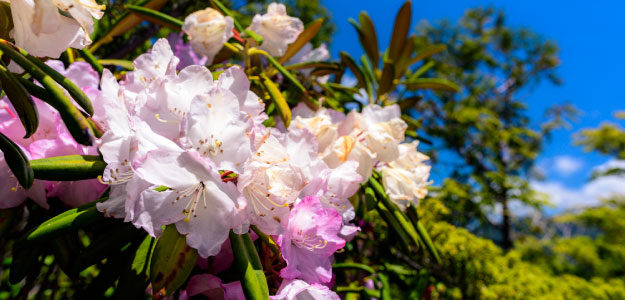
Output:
[90,0,169,52]
[0,40,94,145]
[279,18,324,64]
[99,59,135,70]
[14,201,104,250]
[285,61,341,71]
[407,204,441,263]
[261,74,291,127]
[252,48,307,93]
[116,236,156,299]
[410,44,446,65]
[377,62,395,95]
[150,224,198,299]
[403,77,460,92]
[411,60,435,79]
[388,1,411,62]
[126,5,183,30]
[369,177,422,251]
[395,35,416,79]
[230,231,269,300]
[0,62,38,138]
[78,48,104,76]
[22,49,94,116]
[358,12,379,68]
[0,131,33,189]
[340,51,371,101]
[30,155,106,181]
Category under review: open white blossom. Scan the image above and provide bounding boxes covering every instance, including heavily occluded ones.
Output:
[182,8,233,64]
[247,2,303,56]
[379,141,431,210]
[9,0,104,57]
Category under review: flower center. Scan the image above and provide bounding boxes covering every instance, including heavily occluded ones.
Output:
[292,232,328,251]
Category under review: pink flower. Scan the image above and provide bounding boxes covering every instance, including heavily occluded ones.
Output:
[271,279,340,300]
[277,196,345,284]
[186,274,244,300]
[0,61,105,208]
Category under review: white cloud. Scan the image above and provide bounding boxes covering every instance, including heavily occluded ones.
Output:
[552,155,583,176]
[531,175,625,212]
[592,159,625,174]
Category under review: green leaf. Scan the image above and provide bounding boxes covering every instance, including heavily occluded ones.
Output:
[261,74,291,128]
[357,12,380,68]
[0,39,94,145]
[230,231,269,300]
[14,201,105,250]
[90,0,169,52]
[377,62,395,95]
[150,224,198,299]
[340,51,372,101]
[0,131,33,189]
[280,18,324,64]
[22,49,95,116]
[115,236,156,299]
[0,62,39,138]
[125,5,184,31]
[98,59,135,70]
[403,78,459,92]
[407,204,441,263]
[30,155,106,181]
[78,48,104,76]
[410,44,446,65]
[388,1,412,62]
[369,177,423,251]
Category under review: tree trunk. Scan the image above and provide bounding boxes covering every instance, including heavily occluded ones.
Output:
[501,197,512,249]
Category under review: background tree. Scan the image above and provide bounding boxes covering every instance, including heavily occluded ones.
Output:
[413,7,571,248]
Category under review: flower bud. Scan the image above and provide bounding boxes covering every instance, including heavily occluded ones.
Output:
[182,8,234,64]
[247,3,303,56]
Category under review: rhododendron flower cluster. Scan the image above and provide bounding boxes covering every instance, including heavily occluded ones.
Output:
[0,1,434,298]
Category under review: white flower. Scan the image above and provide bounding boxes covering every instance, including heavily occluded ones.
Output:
[290,102,344,154]
[379,141,431,210]
[135,149,246,258]
[182,8,234,64]
[247,3,303,56]
[9,0,104,58]
[342,104,408,163]
[238,129,309,235]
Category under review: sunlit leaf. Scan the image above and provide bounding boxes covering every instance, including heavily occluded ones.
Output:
[261,74,291,127]
[89,0,169,52]
[358,12,380,68]
[126,5,183,31]
[150,224,198,299]
[280,18,324,64]
[388,1,411,62]
[30,155,106,181]
[230,231,269,300]
[403,77,460,92]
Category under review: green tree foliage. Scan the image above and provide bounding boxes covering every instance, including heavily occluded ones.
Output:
[414,7,572,248]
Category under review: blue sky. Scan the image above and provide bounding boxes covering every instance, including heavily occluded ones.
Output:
[321,0,625,211]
